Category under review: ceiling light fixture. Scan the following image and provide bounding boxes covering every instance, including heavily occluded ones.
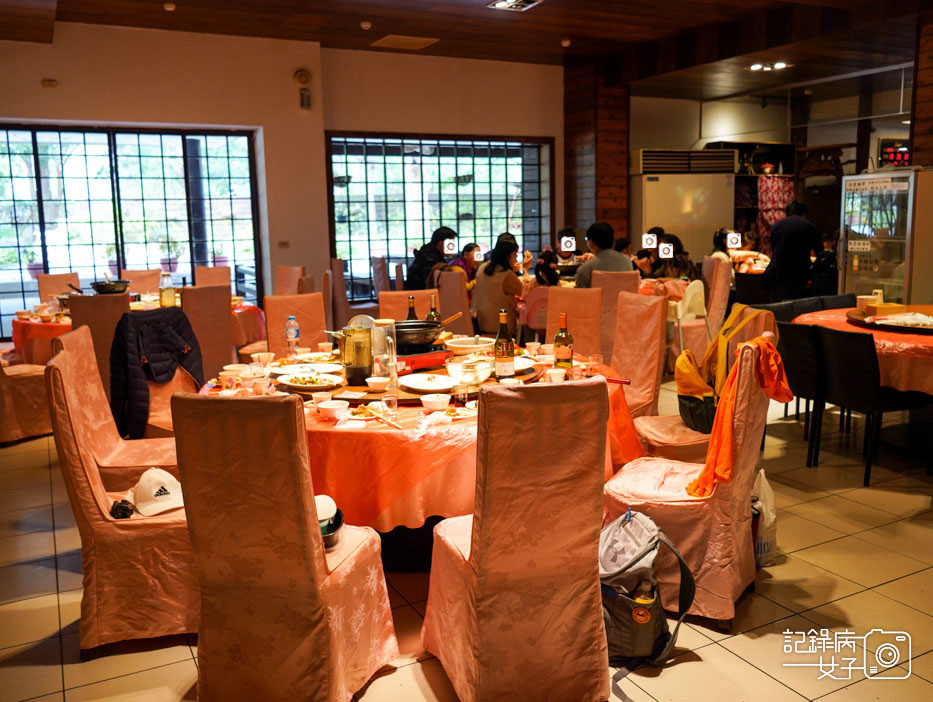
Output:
[561,38,571,48]
[749,61,789,72]
[763,66,772,71]
[487,0,544,12]
[902,120,912,124]
[360,20,372,30]
[774,61,787,70]
[163,2,176,11]
[750,63,763,71]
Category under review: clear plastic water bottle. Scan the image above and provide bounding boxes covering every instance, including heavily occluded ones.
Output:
[285,315,300,358]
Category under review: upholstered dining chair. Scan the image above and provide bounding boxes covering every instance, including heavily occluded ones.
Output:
[610,290,667,418]
[48,327,178,489]
[264,292,327,358]
[275,265,305,296]
[436,270,473,335]
[378,288,438,321]
[182,284,234,380]
[394,262,404,292]
[67,292,131,401]
[421,379,610,701]
[45,328,198,651]
[330,258,378,327]
[172,393,398,701]
[120,268,161,295]
[522,285,549,343]
[297,273,315,293]
[677,257,731,358]
[194,265,231,289]
[0,359,51,443]
[371,256,392,294]
[544,286,602,357]
[604,340,773,623]
[591,270,641,359]
[37,272,80,303]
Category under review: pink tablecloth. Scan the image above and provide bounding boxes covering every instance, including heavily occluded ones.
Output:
[306,367,643,531]
[11,318,72,364]
[231,303,266,346]
[793,308,933,395]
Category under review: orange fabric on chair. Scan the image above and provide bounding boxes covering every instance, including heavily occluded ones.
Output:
[544,286,602,357]
[45,327,178,490]
[436,271,474,335]
[687,336,791,498]
[265,292,327,358]
[182,285,234,380]
[275,265,305,295]
[172,393,398,701]
[68,293,130,401]
[421,379,610,702]
[378,289,438,321]
[45,330,198,650]
[592,270,640,358]
[610,291,667,418]
[0,361,51,443]
[194,266,231,288]
[37,272,80,303]
[603,340,775,621]
[330,259,378,327]
[121,269,161,295]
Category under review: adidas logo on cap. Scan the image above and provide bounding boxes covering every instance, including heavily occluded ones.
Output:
[154,486,170,498]
[126,468,184,517]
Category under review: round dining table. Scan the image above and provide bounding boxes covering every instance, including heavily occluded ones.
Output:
[303,362,643,532]
[793,307,933,395]
[11,317,73,365]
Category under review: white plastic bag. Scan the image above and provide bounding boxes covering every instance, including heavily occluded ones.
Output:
[752,470,777,567]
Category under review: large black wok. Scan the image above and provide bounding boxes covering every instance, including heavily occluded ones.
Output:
[394,319,443,347]
[90,279,130,294]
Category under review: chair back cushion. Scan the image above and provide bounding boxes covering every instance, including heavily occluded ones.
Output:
[592,270,640,357]
[121,269,161,295]
[195,266,231,288]
[820,293,857,310]
[775,321,820,399]
[182,285,234,379]
[544,287,602,357]
[38,272,80,303]
[523,285,549,331]
[611,291,667,414]
[437,271,473,335]
[68,293,131,401]
[372,256,391,294]
[379,289,438,322]
[264,293,327,357]
[275,265,305,296]
[815,326,880,413]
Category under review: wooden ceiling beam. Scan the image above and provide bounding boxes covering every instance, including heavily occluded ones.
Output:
[0,0,56,43]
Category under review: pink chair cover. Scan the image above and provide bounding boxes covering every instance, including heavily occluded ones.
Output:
[265,292,327,358]
[44,327,178,490]
[322,268,333,331]
[592,270,641,358]
[522,285,549,339]
[544,287,602,357]
[172,394,398,701]
[677,258,732,358]
[436,270,474,335]
[421,379,610,701]
[68,293,130,402]
[46,329,198,650]
[0,361,51,443]
[37,272,80,303]
[182,285,234,380]
[604,341,771,621]
[371,256,391,293]
[378,289,438,322]
[610,291,667,418]
[394,262,404,292]
[330,259,378,327]
[120,269,161,295]
[633,414,709,464]
[298,274,315,294]
[275,265,306,296]
[194,265,231,288]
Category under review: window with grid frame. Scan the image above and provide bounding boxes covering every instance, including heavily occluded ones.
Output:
[327,133,553,301]
[0,125,263,340]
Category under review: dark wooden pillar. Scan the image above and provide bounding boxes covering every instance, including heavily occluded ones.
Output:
[911,2,933,165]
[564,60,630,239]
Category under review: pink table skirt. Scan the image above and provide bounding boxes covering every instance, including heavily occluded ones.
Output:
[231,304,266,346]
[11,318,72,365]
[793,308,933,395]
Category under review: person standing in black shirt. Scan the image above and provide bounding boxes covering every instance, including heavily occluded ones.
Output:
[762,201,823,301]
[404,226,458,290]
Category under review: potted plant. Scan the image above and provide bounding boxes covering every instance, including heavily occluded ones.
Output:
[23,249,43,279]
[105,244,119,276]
[160,240,184,272]
[211,246,229,267]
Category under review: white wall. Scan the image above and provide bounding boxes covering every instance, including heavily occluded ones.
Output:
[320,48,564,226]
[0,22,329,291]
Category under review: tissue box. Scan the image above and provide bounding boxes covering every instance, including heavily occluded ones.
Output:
[866,302,906,316]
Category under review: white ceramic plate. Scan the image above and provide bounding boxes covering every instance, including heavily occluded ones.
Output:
[399,373,457,393]
[276,373,345,391]
[465,400,478,410]
[269,364,318,376]
[513,356,537,373]
[296,352,338,363]
[533,355,582,367]
[307,363,343,374]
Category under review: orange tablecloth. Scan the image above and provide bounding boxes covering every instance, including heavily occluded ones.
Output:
[11,318,72,365]
[231,303,266,346]
[305,365,643,531]
[639,278,688,301]
[794,308,933,395]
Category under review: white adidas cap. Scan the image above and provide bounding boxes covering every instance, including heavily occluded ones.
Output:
[125,468,184,517]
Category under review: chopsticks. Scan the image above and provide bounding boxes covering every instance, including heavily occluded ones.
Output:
[606,377,631,385]
[364,407,404,430]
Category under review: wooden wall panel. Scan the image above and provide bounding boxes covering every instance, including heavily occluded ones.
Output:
[912,5,933,165]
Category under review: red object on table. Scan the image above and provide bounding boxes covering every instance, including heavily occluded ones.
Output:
[793,307,933,395]
[231,303,266,347]
[639,278,687,301]
[11,318,73,365]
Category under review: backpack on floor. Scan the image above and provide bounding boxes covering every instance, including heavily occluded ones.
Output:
[599,509,696,670]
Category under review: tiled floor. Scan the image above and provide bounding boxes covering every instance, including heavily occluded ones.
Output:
[1,382,931,701]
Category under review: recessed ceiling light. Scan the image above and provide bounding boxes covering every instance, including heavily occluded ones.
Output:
[774,61,787,70]
[360,20,372,30]
[902,120,912,124]
[163,2,176,10]
[560,38,571,48]
[762,66,772,71]
[487,0,544,11]
[750,63,763,71]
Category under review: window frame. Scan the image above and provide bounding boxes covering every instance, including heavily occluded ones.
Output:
[325,130,555,301]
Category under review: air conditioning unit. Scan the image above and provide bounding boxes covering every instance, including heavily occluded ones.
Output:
[633,149,737,175]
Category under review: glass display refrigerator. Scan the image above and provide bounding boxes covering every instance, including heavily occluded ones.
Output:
[840,171,933,304]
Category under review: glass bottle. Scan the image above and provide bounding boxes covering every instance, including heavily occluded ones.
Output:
[406,295,418,320]
[494,309,514,380]
[426,294,441,323]
[285,315,300,358]
[553,312,573,370]
[159,272,175,307]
